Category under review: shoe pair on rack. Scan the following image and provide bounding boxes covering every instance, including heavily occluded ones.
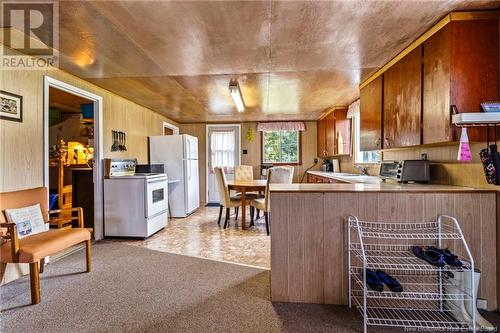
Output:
[365,269,403,293]
[412,245,463,267]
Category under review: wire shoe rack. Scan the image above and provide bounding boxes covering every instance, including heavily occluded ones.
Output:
[348,215,476,332]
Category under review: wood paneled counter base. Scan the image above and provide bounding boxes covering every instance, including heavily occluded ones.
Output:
[269,187,497,310]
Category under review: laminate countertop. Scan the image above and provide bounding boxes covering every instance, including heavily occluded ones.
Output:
[307,170,382,184]
[269,182,494,193]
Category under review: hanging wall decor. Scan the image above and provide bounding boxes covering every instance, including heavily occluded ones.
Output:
[0,90,23,122]
[246,127,254,142]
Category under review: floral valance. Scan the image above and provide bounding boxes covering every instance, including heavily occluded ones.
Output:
[257,121,306,132]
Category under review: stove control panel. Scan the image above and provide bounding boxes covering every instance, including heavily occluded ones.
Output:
[104,158,137,178]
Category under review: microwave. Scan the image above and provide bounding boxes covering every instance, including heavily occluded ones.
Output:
[379,160,430,183]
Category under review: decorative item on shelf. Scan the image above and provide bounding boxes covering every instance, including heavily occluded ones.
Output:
[0,90,23,122]
[111,130,127,152]
[246,127,254,142]
[480,101,500,113]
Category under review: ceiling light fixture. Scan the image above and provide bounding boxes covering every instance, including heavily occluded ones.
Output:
[229,79,245,112]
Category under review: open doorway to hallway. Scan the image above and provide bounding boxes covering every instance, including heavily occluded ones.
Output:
[48,87,94,230]
[44,77,104,240]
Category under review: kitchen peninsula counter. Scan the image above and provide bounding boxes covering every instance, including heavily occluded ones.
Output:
[270,182,495,193]
[269,183,497,310]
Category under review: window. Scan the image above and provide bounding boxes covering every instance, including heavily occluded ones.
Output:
[352,113,380,164]
[210,130,236,172]
[262,130,301,164]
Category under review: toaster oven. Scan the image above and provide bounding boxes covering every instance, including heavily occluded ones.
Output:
[379,160,430,183]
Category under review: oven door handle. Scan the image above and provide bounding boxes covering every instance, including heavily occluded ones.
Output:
[147,178,167,185]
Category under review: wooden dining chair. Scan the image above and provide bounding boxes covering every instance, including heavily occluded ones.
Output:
[249,166,294,235]
[214,167,242,228]
[233,165,261,219]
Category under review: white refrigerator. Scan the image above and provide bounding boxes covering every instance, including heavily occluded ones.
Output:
[149,134,200,217]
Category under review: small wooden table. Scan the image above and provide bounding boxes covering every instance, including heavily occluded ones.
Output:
[227,179,267,230]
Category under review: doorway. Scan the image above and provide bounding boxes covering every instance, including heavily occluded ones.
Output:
[163,121,179,135]
[43,76,104,239]
[206,124,241,203]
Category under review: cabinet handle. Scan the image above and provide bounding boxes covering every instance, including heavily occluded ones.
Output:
[375,138,381,146]
[384,137,391,148]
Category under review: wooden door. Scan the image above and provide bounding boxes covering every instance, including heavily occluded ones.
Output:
[383,46,422,148]
[334,109,351,155]
[423,26,452,144]
[450,19,499,142]
[360,76,383,151]
[325,113,335,156]
[317,118,326,157]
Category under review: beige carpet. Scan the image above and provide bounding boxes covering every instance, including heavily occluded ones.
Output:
[1,242,499,332]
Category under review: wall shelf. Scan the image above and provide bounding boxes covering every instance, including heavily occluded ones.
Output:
[452,113,500,127]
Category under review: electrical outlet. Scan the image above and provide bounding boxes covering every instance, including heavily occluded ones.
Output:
[314,158,318,164]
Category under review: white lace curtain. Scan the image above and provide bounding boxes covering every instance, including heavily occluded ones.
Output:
[210,130,235,173]
[346,99,360,119]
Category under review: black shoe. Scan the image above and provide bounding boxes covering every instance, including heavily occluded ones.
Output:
[365,269,384,292]
[428,247,463,267]
[376,270,403,293]
[412,246,445,267]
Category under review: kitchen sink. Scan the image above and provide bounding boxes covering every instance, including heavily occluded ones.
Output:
[332,173,360,177]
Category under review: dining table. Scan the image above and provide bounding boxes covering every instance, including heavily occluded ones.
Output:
[226,179,267,230]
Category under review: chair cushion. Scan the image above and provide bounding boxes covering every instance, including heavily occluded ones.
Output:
[250,198,266,211]
[0,228,90,263]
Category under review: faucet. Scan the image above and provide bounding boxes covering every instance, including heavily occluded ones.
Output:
[354,165,369,175]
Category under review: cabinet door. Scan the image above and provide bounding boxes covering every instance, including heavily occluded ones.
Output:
[325,113,335,156]
[450,20,499,142]
[423,26,452,144]
[334,108,351,155]
[383,46,422,148]
[317,118,326,157]
[360,76,382,151]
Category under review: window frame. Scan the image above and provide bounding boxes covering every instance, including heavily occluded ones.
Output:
[260,130,302,166]
[352,113,381,164]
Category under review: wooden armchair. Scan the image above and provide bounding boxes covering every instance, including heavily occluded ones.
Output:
[0,187,91,305]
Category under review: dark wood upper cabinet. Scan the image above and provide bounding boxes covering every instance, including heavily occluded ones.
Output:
[450,20,499,141]
[383,45,422,148]
[423,26,452,144]
[325,113,336,156]
[423,19,499,143]
[317,117,326,157]
[317,108,351,157]
[334,109,351,155]
[360,76,383,151]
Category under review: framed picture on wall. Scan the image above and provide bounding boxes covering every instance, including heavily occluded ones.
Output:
[0,90,23,122]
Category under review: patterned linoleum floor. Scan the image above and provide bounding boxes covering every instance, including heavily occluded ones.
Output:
[114,206,271,268]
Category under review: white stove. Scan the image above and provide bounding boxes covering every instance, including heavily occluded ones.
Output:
[104,159,168,238]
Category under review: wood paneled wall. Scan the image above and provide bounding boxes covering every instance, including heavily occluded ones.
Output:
[0,46,177,285]
[0,45,177,193]
[179,121,318,203]
[270,190,497,310]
